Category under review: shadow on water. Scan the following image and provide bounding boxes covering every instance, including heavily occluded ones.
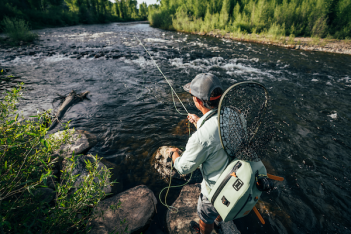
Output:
[1,23,351,233]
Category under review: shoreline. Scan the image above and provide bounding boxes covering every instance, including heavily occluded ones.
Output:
[177,29,351,56]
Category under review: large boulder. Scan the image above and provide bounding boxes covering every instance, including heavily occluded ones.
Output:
[153,146,202,184]
[62,154,111,194]
[89,185,157,234]
[166,184,203,234]
[51,129,97,159]
[166,184,240,234]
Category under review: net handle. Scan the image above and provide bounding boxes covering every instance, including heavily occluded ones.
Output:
[217,81,269,157]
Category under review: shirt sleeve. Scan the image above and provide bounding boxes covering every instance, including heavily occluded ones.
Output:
[173,135,208,175]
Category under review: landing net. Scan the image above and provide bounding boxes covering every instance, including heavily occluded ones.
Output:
[218,81,275,161]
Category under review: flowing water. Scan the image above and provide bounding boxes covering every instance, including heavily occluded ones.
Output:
[1,23,351,234]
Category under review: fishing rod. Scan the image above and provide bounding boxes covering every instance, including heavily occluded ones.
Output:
[134,36,189,115]
[135,36,193,213]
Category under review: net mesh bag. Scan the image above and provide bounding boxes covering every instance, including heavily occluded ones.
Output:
[218,82,275,161]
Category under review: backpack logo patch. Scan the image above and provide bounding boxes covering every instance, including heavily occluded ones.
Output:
[233,179,244,191]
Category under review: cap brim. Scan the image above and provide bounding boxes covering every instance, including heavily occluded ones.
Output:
[183,82,191,93]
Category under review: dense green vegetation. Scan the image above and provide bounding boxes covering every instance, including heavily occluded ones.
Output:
[149,0,351,39]
[0,0,152,32]
[0,83,113,233]
[1,17,38,43]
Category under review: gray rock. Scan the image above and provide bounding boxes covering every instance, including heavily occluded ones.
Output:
[62,154,111,194]
[51,129,97,159]
[153,146,202,184]
[89,185,157,234]
[166,184,240,234]
[33,188,55,204]
[166,184,205,234]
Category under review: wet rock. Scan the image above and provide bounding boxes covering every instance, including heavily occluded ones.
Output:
[62,154,111,194]
[88,185,157,234]
[33,188,55,203]
[153,146,202,184]
[166,184,240,234]
[95,53,103,58]
[51,129,97,159]
[29,51,35,55]
[112,54,122,59]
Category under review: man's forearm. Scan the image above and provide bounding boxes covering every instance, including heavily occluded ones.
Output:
[172,151,181,164]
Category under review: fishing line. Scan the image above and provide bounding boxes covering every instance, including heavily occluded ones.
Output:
[134,36,189,115]
[135,36,193,213]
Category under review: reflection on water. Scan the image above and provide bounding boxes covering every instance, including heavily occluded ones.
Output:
[1,23,351,234]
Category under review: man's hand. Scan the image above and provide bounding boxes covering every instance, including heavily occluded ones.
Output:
[187,113,200,128]
[167,148,180,158]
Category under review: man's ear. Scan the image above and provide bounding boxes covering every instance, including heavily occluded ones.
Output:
[194,96,203,106]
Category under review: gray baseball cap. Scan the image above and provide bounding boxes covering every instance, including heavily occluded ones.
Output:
[183,73,223,101]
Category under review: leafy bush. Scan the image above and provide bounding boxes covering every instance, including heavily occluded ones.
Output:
[0,85,112,233]
[1,17,38,43]
[148,9,173,29]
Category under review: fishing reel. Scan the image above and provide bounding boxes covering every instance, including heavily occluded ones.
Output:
[255,174,275,192]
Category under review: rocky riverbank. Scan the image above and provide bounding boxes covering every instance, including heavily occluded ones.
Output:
[183,30,351,55]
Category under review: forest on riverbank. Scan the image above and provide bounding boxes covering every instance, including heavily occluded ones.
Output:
[148,0,351,40]
[0,0,155,31]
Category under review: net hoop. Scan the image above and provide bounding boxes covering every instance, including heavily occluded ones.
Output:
[217,81,269,158]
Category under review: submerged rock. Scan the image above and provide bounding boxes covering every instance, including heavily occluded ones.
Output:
[51,129,97,159]
[89,185,157,234]
[153,146,202,184]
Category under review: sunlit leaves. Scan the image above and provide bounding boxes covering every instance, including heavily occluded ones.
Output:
[0,86,113,233]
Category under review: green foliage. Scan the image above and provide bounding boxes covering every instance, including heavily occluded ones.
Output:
[1,17,38,43]
[151,0,351,39]
[149,8,173,29]
[0,86,113,233]
[0,0,148,32]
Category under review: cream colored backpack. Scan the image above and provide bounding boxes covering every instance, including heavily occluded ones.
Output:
[208,81,283,223]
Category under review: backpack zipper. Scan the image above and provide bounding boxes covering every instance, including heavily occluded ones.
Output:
[211,161,242,204]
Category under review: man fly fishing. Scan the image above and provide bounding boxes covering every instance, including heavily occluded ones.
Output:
[167,73,234,234]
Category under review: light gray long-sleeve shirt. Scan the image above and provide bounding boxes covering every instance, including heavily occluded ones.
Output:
[174,109,229,198]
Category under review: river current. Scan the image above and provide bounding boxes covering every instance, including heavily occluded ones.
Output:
[1,23,351,234]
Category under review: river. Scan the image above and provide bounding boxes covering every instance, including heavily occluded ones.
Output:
[1,23,350,234]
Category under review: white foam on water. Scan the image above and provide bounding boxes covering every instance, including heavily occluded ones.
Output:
[187,42,208,48]
[0,56,37,66]
[326,81,332,86]
[337,76,351,83]
[311,79,319,82]
[144,38,172,43]
[221,39,232,43]
[169,56,275,79]
[123,56,157,69]
[328,111,337,119]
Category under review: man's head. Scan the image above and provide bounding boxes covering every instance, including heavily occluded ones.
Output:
[183,73,223,109]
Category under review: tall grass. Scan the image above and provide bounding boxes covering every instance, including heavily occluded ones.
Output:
[1,17,38,43]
